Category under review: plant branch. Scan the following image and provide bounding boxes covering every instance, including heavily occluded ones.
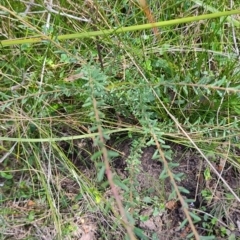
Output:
[89,78,136,240]
[152,132,200,240]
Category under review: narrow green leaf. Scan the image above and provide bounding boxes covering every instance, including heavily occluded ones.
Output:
[133,227,148,240]
[189,211,201,222]
[107,150,119,158]
[199,235,216,240]
[179,218,188,229]
[143,196,152,203]
[113,178,129,191]
[91,151,102,161]
[97,165,105,182]
[0,172,13,180]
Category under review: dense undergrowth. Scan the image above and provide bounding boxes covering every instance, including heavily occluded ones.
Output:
[0,0,240,239]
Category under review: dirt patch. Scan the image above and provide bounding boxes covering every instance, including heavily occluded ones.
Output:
[106,140,240,239]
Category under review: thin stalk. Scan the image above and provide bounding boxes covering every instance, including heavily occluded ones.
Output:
[0,128,137,142]
[1,9,239,46]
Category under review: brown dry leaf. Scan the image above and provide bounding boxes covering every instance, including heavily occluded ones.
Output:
[216,164,223,172]
[180,225,191,238]
[218,156,226,172]
[26,200,35,208]
[64,72,84,82]
[165,200,178,210]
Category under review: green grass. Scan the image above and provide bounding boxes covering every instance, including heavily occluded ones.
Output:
[0,0,240,239]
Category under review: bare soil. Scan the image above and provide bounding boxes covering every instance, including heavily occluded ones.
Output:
[101,139,240,239]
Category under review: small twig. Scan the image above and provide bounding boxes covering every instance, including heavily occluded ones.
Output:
[0,142,18,163]
[230,0,239,57]
[44,1,90,22]
[88,3,104,70]
[11,81,27,91]
[96,39,104,71]
[45,0,52,30]
[209,141,230,203]
[10,68,33,91]
[20,0,41,8]
[195,159,203,202]
[23,0,35,16]
[152,133,200,240]
[216,82,229,125]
